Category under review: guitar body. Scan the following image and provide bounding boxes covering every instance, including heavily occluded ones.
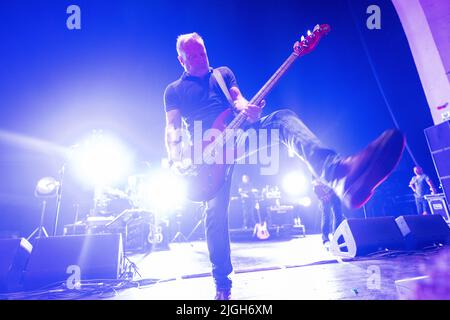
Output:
[185,108,235,202]
[254,222,270,240]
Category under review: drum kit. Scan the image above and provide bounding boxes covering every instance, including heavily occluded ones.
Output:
[63,176,299,246]
[64,174,169,253]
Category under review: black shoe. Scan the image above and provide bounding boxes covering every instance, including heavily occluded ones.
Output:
[330,129,405,209]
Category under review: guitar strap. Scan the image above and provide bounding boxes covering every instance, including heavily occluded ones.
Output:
[212,68,235,109]
[212,68,238,181]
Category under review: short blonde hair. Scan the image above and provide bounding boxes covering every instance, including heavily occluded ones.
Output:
[176,32,205,56]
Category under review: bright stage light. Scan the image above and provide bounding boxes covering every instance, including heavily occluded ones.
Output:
[70,131,133,188]
[282,171,308,196]
[133,170,187,213]
[287,146,296,158]
[298,196,312,207]
[35,177,60,198]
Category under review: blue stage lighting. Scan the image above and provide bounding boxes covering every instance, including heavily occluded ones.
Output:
[282,171,308,196]
[70,130,134,188]
[130,169,187,214]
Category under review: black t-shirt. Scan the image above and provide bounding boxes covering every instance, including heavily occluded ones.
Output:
[164,66,237,135]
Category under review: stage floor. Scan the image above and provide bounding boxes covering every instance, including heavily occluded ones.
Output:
[3,234,445,300]
[101,234,442,300]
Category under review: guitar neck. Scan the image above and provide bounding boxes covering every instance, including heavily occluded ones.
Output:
[227,51,300,130]
[209,23,330,151]
[251,52,299,106]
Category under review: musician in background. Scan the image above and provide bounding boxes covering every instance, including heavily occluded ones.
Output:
[312,178,344,248]
[164,32,405,300]
[409,166,437,215]
[238,174,256,229]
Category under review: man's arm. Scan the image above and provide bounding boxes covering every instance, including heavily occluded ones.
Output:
[409,178,416,193]
[426,176,438,194]
[229,86,265,123]
[165,109,183,163]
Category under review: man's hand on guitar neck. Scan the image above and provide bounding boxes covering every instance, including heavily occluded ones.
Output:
[241,101,266,124]
[230,86,265,124]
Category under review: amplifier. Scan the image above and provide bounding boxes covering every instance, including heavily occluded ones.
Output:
[64,211,164,253]
[125,217,152,252]
[268,205,294,226]
[424,193,450,222]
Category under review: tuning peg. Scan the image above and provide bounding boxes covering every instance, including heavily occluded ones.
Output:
[307,30,312,36]
[314,24,320,31]
[301,35,305,42]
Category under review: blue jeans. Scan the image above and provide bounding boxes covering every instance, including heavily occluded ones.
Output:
[320,194,344,242]
[415,196,429,215]
[204,109,341,290]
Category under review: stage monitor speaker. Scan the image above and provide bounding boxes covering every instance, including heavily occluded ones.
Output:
[330,217,405,258]
[23,233,124,290]
[395,215,450,250]
[425,121,450,206]
[440,178,450,208]
[0,238,32,292]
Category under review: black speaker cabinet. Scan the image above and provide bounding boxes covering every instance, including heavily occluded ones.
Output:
[424,121,450,152]
[23,233,124,290]
[425,121,450,206]
[0,238,32,292]
[395,215,450,250]
[330,217,405,258]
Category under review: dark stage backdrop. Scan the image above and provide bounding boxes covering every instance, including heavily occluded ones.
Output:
[0,0,434,236]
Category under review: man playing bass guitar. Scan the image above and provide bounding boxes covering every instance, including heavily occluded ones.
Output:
[164,31,405,300]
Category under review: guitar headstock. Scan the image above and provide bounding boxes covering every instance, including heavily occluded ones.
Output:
[293,24,330,57]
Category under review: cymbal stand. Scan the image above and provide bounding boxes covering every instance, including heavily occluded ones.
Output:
[171,212,189,243]
[27,199,49,240]
[186,202,207,241]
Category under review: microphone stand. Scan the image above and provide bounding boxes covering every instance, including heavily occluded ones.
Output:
[53,163,66,236]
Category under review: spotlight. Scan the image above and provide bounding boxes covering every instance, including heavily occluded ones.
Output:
[28,177,60,240]
[298,196,312,207]
[70,130,133,188]
[287,146,296,158]
[35,177,60,198]
[282,171,308,196]
[132,169,187,213]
